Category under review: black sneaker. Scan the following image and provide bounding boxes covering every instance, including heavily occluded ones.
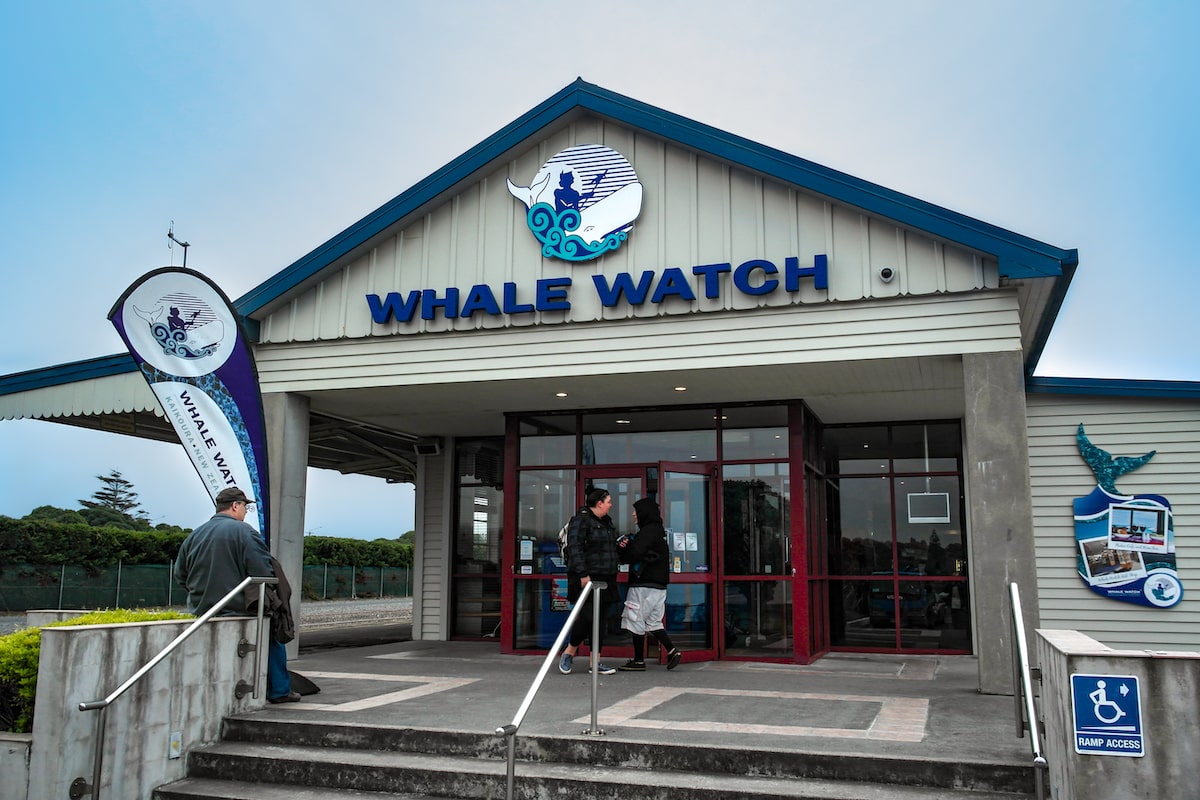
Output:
[666,648,682,670]
[268,690,301,704]
[617,659,646,671]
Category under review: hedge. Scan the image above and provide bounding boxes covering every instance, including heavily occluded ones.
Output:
[0,608,192,733]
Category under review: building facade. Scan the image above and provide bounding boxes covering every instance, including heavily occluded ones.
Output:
[2,82,1197,695]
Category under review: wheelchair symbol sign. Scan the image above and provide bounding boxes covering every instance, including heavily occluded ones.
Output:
[1071,674,1143,757]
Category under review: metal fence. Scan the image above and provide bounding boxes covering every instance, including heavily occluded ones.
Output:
[0,563,413,612]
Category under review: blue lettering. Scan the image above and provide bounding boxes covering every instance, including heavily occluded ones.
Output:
[461,285,501,317]
[692,263,732,298]
[536,277,572,311]
[503,282,535,314]
[733,259,778,296]
[366,291,421,324]
[421,288,460,320]
[650,267,697,303]
[785,254,828,291]
[593,272,655,307]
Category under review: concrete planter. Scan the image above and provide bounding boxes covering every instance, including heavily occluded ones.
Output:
[3,615,264,800]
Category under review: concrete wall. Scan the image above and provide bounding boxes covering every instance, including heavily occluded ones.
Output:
[1036,628,1199,800]
[0,733,31,800]
[26,616,265,800]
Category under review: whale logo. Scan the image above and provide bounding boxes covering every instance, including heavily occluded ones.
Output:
[507,144,642,262]
[131,292,225,361]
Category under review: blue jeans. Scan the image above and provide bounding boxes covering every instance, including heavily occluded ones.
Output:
[267,638,292,699]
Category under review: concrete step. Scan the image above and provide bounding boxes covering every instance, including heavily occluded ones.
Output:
[215,717,1035,795]
[156,741,1034,800]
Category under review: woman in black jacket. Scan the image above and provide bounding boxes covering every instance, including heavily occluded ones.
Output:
[617,497,682,670]
[559,487,621,675]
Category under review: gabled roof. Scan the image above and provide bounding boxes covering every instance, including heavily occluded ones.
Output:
[237,78,1079,321]
[4,79,1096,399]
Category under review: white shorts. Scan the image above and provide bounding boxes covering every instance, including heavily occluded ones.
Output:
[620,586,667,635]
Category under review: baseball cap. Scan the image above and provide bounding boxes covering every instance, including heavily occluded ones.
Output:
[215,487,255,506]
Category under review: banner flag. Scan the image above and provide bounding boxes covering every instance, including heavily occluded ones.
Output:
[108,267,271,540]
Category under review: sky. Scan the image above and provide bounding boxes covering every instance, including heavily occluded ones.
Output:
[1,1,1196,539]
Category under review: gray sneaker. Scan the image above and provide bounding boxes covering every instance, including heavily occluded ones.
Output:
[588,662,617,675]
[558,652,574,674]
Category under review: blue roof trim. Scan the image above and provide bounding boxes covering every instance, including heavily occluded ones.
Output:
[0,353,136,396]
[1026,375,1200,399]
[235,78,1077,317]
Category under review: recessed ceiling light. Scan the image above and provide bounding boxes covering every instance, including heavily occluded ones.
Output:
[674,386,687,392]
[616,419,631,425]
[555,392,568,398]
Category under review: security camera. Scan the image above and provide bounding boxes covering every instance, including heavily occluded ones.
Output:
[878,267,896,283]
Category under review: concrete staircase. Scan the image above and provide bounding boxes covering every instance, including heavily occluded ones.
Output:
[154,716,1037,799]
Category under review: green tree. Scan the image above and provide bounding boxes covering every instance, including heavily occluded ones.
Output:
[79,470,144,519]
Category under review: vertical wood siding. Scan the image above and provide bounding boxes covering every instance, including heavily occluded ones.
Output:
[260,117,997,346]
[1027,394,1200,651]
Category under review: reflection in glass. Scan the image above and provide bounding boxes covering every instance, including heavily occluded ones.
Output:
[722,463,789,576]
[824,426,888,474]
[514,578,623,651]
[829,477,893,575]
[517,469,575,554]
[830,577,969,651]
[585,430,716,464]
[724,580,792,655]
[662,471,710,572]
[453,576,501,638]
[663,584,713,651]
[893,476,964,576]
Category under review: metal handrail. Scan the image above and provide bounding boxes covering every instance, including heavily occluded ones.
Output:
[495,580,606,800]
[71,575,277,800]
[1009,581,1048,799]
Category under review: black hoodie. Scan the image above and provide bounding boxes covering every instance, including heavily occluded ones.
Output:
[624,497,671,589]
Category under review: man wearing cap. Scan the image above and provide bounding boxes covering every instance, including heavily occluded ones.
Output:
[173,486,299,703]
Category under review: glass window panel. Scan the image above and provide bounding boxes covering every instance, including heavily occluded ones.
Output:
[892,423,960,472]
[584,430,716,464]
[513,578,570,649]
[452,576,501,638]
[455,485,502,571]
[824,426,889,474]
[519,435,574,466]
[723,580,792,655]
[721,405,788,461]
[896,579,971,651]
[663,583,712,651]
[517,469,575,570]
[662,470,711,573]
[829,476,893,575]
[892,476,964,575]
[456,438,504,485]
[722,427,788,461]
[722,463,790,576]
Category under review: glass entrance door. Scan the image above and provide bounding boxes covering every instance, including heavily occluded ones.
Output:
[658,463,717,662]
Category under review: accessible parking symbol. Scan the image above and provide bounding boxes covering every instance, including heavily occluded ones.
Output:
[1071,673,1143,757]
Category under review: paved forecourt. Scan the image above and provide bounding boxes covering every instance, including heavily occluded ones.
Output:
[268,635,1031,766]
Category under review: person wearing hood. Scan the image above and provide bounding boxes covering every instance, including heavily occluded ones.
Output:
[617,497,682,671]
[558,487,621,675]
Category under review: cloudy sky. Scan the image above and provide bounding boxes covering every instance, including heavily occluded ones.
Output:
[1,1,1195,539]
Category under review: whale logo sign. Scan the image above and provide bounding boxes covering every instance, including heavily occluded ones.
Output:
[110,267,272,540]
[507,144,642,262]
[1072,424,1180,608]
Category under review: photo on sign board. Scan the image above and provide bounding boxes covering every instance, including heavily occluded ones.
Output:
[1078,536,1147,585]
[1107,503,1169,554]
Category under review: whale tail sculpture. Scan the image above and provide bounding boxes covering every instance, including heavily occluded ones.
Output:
[1076,423,1156,494]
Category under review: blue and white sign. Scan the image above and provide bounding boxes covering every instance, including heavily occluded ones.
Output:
[1071,673,1143,757]
[506,144,643,262]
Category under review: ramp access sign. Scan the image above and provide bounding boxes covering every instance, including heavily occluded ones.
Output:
[1071,673,1143,757]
